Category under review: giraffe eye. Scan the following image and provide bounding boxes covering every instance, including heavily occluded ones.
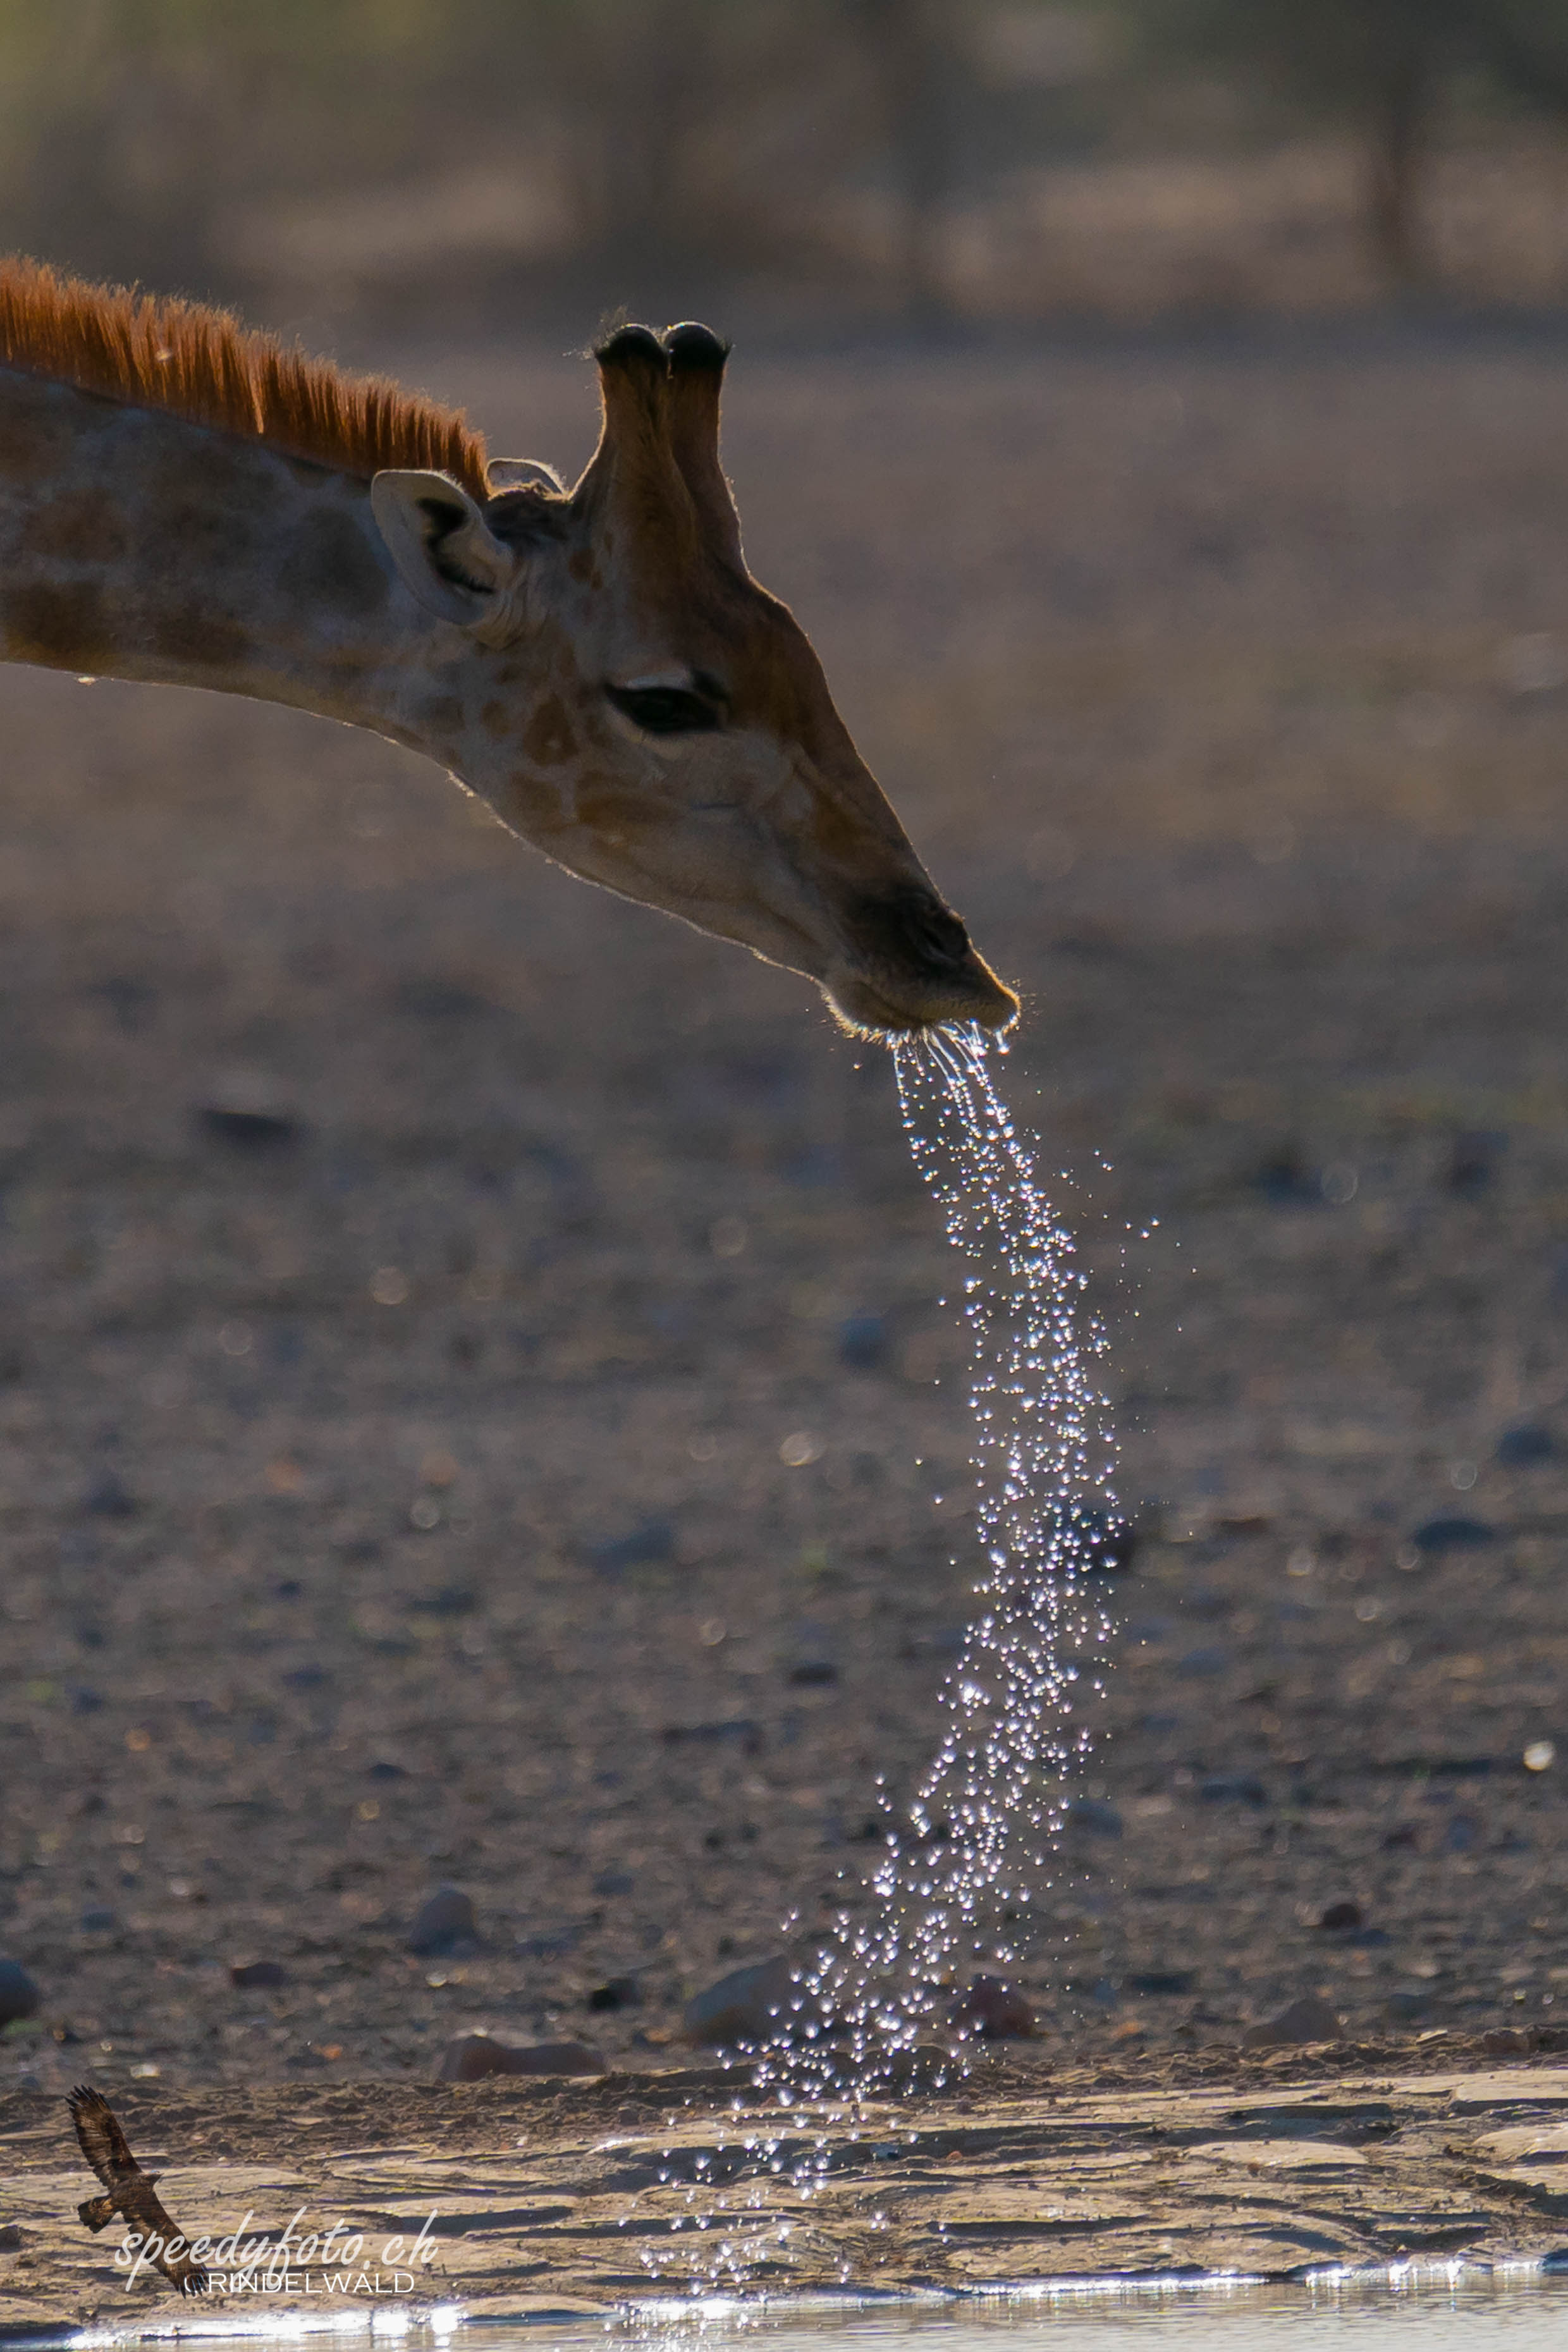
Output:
[606,683,723,735]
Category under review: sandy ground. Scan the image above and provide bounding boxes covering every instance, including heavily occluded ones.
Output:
[2,325,1568,2140]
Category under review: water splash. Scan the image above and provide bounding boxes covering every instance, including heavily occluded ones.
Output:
[639,1026,1118,2294]
[764,1023,1118,2092]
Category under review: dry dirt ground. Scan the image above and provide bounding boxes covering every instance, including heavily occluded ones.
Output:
[4,324,1568,2163]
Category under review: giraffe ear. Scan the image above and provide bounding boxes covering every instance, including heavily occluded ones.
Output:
[371,470,518,627]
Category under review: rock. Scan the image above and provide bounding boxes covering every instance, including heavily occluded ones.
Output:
[0,1960,40,2025]
[196,1103,305,1151]
[1065,1508,1139,1575]
[587,1518,674,1575]
[1253,1148,1321,1205]
[80,1907,117,1933]
[685,1956,795,2048]
[1065,1796,1124,1837]
[1448,1129,1504,1196]
[408,1585,476,1617]
[1387,1989,1431,2020]
[437,2033,605,2082]
[1498,1423,1555,1467]
[949,1974,1034,2038]
[1240,1994,1345,2050]
[660,1719,762,1753]
[592,1870,635,1897]
[1200,1773,1268,1806]
[838,1313,888,1369]
[879,2041,960,2090]
[229,1959,288,1988]
[1411,1516,1496,1554]
[788,1660,838,1686]
[1176,1645,1229,1677]
[588,1975,641,2011]
[1319,1900,1363,1932]
[407,1884,479,1957]
[0,2223,23,2252]
[81,1469,136,1518]
[1483,2026,1534,2055]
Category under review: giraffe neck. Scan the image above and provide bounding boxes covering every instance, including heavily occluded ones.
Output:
[0,366,466,748]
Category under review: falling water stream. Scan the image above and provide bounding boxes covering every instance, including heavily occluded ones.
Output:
[639,1026,1122,2291]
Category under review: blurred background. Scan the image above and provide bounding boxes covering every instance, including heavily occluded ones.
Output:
[11,0,1568,333]
[7,1,1568,2095]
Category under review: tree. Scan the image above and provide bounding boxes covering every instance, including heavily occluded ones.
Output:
[1140,0,1568,285]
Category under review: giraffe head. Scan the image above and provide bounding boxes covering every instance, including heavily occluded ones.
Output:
[371,325,1015,1038]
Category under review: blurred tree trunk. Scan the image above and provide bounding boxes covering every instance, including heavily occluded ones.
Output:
[855,0,955,321]
[1366,46,1430,284]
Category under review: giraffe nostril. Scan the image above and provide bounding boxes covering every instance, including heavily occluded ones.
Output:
[854,889,972,974]
[907,901,970,969]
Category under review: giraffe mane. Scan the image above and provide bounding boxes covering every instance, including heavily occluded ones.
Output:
[0,255,489,498]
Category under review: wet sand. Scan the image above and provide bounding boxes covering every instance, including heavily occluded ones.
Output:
[7,2046,1568,2331]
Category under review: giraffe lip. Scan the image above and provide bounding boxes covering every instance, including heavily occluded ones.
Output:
[824,959,1019,1038]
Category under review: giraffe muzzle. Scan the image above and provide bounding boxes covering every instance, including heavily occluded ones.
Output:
[828,888,1019,1037]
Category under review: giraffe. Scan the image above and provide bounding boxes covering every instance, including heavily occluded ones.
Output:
[0,260,1015,1037]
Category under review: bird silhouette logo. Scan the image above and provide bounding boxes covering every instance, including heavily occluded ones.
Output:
[68,2085,210,2294]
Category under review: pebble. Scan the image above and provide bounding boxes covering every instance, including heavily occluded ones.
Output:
[437,2033,605,2082]
[229,1959,288,1988]
[592,1870,635,1897]
[949,1974,1035,2038]
[587,1518,674,1574]
[588,1975,641,2011]
[80,1907,117,1933]
[1199,1774,1268,1806]
[1412,1516,1496,1553]
[838,1313,888,1369]
[0,1959,40,2024]
[407,1885,479,1957]
[1387,1989,1431,2019]
[1497,1423,1555,1466]
[1318,1900,1363,1932]
[196,1103,305,1151]
[81,1469,136,1518]
[684,1955,794,2047]
[1070,1509,1139,1575]
[1240,1994,1345,2050]
[1065,1797,1124,1838]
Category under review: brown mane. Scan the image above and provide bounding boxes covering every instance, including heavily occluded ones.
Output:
[0,255,489,498]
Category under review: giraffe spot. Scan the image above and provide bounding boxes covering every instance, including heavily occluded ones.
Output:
[276,506,388,619]
[0,393,75,477]
[32,489,128,568]
[145,605,250,670]
[1,579,114,668]
[522,695,577,766]
[414,692,464,733]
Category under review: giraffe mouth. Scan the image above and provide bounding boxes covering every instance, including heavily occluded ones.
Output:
[822,960,1019,1040]
[823,888,1019,1038]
